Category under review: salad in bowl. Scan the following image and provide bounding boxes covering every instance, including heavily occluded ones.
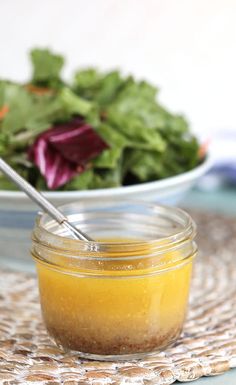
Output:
[0,48,206,199]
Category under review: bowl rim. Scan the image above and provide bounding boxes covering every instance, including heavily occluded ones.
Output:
[0,155,212,200]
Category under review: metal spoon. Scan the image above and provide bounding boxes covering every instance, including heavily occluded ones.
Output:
[0,157,93,241]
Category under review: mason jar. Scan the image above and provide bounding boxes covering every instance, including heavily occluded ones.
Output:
[31,199,197,360]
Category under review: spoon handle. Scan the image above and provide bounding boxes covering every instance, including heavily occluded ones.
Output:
[0,158,92,241]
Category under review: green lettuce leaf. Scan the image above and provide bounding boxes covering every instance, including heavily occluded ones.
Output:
[106,110,166,152]
[63,169,94,190]
[59,87,92,116]
[30,48,64,86]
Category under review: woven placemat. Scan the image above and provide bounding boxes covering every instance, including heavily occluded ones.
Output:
[1,210,236,385]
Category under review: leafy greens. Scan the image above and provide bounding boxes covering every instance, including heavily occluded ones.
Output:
[0,48,201,191]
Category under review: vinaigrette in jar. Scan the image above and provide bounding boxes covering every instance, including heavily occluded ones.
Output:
[31,200,197,360]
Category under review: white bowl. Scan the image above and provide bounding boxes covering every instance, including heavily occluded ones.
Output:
[0,156,211,270]
[0,156,211,211]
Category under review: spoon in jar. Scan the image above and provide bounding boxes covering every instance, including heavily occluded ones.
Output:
[0,157,93,241]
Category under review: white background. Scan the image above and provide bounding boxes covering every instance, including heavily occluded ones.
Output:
[1,0,236,137]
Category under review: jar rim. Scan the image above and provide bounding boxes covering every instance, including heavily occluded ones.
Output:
[32,199,196,257]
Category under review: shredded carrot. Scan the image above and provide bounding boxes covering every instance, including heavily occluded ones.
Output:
[198,139,210,159]
[0,105,9,119]
[25,84,53,96]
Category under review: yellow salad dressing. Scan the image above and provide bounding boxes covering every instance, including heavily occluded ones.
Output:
[35,238,194,356]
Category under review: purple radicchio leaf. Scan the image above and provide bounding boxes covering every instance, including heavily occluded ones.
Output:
[48,117,109,164]
[28,117,108,189]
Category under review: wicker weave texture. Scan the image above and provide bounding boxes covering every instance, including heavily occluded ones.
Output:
[1,210,236,385]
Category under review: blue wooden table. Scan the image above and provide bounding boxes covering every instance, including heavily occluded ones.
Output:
[194,370,236,383]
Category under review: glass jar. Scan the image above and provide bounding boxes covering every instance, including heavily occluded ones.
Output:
[31,199,197,360]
